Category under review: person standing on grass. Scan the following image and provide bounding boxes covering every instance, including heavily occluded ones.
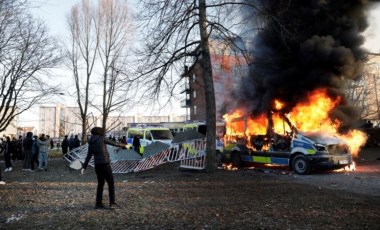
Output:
[31,135,39,171]
[132,135,141,154]
[61,135,69,158]
[0,137,5,154]
[13,135,23,162]
[81,127,126,210]
[0,165,5,184]
[22,132,34,172]
[37,134,49,171]
[68,134,75,151]
[73,135,80,149]
[50,138,54,149]
[4,136,13,172]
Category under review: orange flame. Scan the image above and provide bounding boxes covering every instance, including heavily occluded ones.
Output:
[224,88,367,157]
[274,99,285,110]
[222,163,238,171]
[334,162,356,172]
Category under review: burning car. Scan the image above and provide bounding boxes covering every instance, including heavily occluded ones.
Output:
[223,129,352,175]
[221,89,368,174]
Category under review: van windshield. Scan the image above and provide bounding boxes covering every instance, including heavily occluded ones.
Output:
[127,130,144,139]
[151,130,173,140]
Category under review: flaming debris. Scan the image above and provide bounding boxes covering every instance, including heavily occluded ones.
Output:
[334,161,356,172]
[221,163,238,171]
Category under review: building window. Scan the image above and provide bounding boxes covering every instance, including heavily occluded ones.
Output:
[193,105,197,115]
[193,90,196,99]
[192,73,196,82]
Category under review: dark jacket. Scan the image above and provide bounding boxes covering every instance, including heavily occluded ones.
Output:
[61,138,69,150]
[133,136,140,148]
[82,135,110,169]
[69,136,80,150]
[23,132,34,151]
[83,134,126,169]
[5,140,14,154]
[32,140,39,156]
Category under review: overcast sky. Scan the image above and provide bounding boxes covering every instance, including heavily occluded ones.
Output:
[31,0,380,52]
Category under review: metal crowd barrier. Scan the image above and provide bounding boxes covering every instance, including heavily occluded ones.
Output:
[64,139,207,173]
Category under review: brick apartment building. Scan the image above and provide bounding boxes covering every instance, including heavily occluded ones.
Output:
[181,35,250,121]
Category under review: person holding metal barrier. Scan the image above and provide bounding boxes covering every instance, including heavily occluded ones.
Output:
[81,127,127,210]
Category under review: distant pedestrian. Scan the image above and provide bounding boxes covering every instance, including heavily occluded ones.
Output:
[37,134,49,171]
[73,135,80,148]
[68,134,80,151]
[31,135,39,170]
[50,138,54,149]
[17,135,24,161]
[22,132,34,172]
[121,136,127,144]
[81,127,126,210]
[0,165,5,185]
[12,136,23,162]
[133,135,141,154]
[4,136,13,172]
[61,135,69,157]
[0,138,5,154]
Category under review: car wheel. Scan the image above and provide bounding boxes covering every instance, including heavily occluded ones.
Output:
[292,155,311,175]
[231,152,242,167]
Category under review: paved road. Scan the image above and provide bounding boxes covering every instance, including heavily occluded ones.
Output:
[271,147,380,197]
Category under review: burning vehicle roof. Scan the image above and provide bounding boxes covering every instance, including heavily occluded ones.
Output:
[298,131,348,146]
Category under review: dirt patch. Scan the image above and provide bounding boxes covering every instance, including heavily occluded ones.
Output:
[0,148,379,229]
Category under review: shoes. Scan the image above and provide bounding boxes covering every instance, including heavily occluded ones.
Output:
[94,203,106,209]
[4,168,9,172]
[109,203,120,210]
[8,167,12,172]
[0,181,5,185]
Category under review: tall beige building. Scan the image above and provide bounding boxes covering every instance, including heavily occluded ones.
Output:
[39,105,81,138]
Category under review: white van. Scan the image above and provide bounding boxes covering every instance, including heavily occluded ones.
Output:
[126,127,173,153]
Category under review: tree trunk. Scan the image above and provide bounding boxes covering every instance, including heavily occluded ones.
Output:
[198,0,217,172]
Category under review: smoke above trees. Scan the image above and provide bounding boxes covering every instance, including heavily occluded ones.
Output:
[235,0,379,132]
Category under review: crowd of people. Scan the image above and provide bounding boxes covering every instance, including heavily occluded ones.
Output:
[0,130,127,210]
[0,133,83,185]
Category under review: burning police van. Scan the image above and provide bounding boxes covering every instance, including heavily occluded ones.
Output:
[221,112,353,174]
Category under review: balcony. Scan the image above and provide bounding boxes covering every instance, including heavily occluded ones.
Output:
[180,88,191,94]
[180,99,191,108]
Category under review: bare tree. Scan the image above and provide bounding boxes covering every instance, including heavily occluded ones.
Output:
[135,0,254,172]
[349,55,380,121]
[0,0,61,133]
[95,0,132,130]
[66,0,132,142]
[66,0,98,143]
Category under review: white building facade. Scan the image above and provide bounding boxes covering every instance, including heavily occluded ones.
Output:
[39,105,81,138]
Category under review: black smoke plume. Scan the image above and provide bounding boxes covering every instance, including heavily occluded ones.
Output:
[236,0,378,132]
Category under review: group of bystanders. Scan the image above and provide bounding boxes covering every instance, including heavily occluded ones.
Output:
[0,132,55,185]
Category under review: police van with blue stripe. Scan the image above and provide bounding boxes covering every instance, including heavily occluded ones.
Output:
[222,115,352,175]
